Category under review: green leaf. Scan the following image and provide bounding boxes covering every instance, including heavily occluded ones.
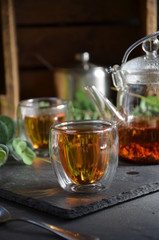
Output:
[75,90,89,103]
[7,139,22,161]
[72,90,100,120]
[0,144,9,166]
[8,137,36,164]
[16,141,27,156]
[140,99,147,112]
[0,115,15,141]
[39,101,50,107]
[133,95,159,116]
[21,147,36,165]
[12,137,23,153]
[0,120,9,144]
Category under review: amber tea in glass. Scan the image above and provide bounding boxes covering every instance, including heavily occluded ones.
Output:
[23,114,66,149]
[49,120,118,193]
[18,97,71,157]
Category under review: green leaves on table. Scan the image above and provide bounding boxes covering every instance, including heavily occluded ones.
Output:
[0,115,36,166]
[133,95,159,116]
[9,137,36,165]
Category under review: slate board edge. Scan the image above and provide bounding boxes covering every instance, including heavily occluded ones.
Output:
[0,182,159,219]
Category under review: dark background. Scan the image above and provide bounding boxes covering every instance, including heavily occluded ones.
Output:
[0,0,158,99]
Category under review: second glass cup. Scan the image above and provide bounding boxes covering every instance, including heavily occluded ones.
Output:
[17,97,71,157]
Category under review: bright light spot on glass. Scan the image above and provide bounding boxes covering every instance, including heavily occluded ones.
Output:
[94,69,105,78]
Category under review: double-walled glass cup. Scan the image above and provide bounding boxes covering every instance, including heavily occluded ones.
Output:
[17,97,71,157]
[49,120,118,193]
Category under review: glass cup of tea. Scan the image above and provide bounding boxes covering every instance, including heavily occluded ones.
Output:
[17,97,72,157]
[49,120,118,193]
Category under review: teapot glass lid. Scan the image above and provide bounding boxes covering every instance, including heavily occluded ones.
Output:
[121,38,159,73]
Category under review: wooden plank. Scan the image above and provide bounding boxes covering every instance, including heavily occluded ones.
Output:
[146,0,157,34]
[0,0,19,119]
[139,0,157,35]
[14,0,140,25]
[19,70,56,100]
[0,3,5,95]
[17,25,142,68]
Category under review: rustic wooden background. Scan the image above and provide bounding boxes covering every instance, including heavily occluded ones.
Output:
[0,0,158,118]
[13,0,157,100]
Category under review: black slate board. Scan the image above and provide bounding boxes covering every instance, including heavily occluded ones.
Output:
[0,158,159,219]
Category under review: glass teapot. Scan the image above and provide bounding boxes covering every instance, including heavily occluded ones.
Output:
[86,31,159,164]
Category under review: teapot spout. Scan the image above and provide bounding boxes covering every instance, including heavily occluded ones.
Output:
[85,85,125,125]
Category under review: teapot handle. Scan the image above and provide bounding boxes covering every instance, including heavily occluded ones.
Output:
[122,31,159,64]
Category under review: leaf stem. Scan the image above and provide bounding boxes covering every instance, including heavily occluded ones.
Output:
[36,157,51,164]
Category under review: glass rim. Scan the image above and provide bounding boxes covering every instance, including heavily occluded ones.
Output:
[19,97,70,109]
[51,120,117,134]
